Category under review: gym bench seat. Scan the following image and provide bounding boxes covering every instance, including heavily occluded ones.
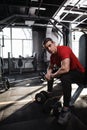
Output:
[70,75,87,106]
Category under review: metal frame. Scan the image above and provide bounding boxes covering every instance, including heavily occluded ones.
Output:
[70,83,87,106]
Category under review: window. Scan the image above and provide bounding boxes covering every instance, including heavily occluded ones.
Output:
[1,27,33,58]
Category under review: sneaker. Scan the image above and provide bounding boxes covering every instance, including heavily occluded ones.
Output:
[57,108,71,125]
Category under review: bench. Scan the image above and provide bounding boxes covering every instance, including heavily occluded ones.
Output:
[46,75,87,106]
[70,75,87,106]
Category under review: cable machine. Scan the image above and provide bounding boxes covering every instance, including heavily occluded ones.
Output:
[0,32,10,91]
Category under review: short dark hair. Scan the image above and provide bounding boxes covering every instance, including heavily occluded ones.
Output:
[42,37,53,46]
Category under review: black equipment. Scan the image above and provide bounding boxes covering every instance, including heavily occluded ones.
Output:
[35,91,49,104]
[0,77,10,91]
[43,97,62,116]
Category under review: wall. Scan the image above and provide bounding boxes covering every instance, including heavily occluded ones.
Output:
[32,26,46,71]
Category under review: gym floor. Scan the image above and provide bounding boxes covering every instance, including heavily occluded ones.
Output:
[0,72,87,130]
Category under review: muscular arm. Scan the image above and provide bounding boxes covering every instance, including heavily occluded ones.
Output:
[51,58,70,78]
[45,63,53,80]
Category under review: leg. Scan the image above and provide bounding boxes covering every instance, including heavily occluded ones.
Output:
[60,73,72,107]
[60,70,85,107]
[58,70,85,125]
[47,78,54,92]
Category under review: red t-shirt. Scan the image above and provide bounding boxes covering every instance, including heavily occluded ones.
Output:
[50,46,85,73]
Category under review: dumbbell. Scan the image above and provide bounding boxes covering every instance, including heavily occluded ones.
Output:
[43,97,62,116]
[35,91,49,104]
[2,77,10,91]
[50,101,62,117]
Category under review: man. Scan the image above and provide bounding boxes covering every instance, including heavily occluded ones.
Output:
[42,37,85,125]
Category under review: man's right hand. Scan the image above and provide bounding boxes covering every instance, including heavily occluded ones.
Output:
[45,73,52,80]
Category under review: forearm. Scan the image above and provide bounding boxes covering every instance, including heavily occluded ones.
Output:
[45,66,53,80]
[47,67,52,74]
[51,67,69,78]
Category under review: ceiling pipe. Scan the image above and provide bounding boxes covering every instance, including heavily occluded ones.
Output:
[0,14,70,31]
[35,0,43,16]
[63,10,87,15]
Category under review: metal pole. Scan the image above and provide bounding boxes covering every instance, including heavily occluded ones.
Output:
[0,38,2,80]
[10,27,13,58]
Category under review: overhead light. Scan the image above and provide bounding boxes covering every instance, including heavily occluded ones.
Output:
[31,0,38,1]
[35,7,46,11]
[29,7,46,15]
[25,20,34,26]
[29,7,46,12]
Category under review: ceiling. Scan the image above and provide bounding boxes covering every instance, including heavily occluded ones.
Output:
[0,0,87,30]
[0,0,64,29]
[53,0,87,30]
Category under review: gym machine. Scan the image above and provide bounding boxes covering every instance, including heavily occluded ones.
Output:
[0,33,10,91]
